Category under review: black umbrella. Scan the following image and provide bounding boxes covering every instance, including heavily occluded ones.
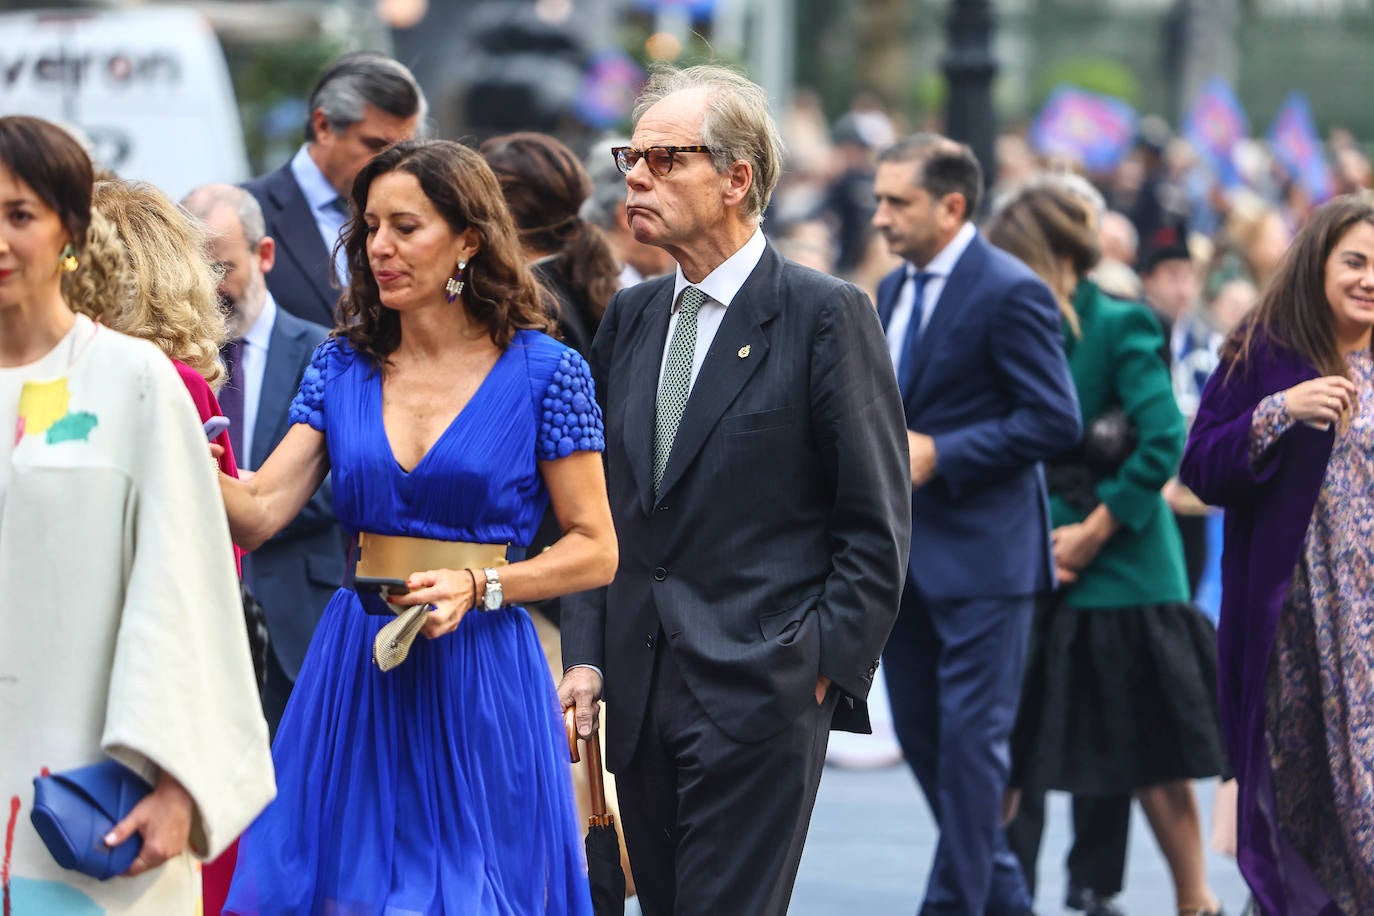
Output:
[568,716,626,915]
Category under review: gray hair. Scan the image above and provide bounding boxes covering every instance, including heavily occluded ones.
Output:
[181,184,267,247]
[580,137,630,229]
[632,64,783,222]
[305,51,428,141]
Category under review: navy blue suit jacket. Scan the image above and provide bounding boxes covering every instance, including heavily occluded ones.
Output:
[876,231,1081,599]
[563,246,911,770]
[243,163,340,329]
[243,309,344,679]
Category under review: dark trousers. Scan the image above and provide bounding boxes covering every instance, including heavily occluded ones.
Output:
[883,589,1035,916]
[1005,792,1131,900]
[260,646,293,741]
[1176,512,1208,598]
[615,635,837,916]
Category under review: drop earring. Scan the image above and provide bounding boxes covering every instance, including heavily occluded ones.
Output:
[445,259,467,303]
[59,243,78,273]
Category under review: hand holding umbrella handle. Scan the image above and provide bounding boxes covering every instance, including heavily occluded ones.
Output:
[565,708,613,827]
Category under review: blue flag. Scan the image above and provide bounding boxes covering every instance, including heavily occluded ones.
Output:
[1184,76,1248,188]
[576,51,645,129]
[1029,86,1138,173]
[1268,92,1333,202]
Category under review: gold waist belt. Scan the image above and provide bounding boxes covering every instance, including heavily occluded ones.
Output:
[354,531,512,580]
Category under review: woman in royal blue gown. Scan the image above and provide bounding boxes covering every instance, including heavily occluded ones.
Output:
[219,139,617,915]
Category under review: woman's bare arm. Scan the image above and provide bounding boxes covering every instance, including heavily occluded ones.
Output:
[220,424,329,551]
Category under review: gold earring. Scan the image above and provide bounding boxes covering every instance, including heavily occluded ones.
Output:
[59,244,78,273]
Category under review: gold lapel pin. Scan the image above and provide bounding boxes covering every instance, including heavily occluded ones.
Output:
[737,345,751,359]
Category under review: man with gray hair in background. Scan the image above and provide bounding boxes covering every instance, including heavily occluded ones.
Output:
[559,64,911,915]
[183,182,340,735]
[243,51,425,327]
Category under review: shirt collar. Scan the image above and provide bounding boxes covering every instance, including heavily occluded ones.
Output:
[290,144,342,215]
[671,227,767,311]
[917,221,977,277]
[241,292,277,350]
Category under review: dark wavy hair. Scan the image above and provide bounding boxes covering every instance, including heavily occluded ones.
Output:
[1222,193,1374,380]
[480,132,620,323]
[336,139,551,362]
[0,116,93,255]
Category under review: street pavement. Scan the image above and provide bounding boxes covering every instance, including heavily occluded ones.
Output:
[790,763,1250,914]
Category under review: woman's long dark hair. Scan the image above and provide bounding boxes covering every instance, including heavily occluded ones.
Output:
[480,132,620,323]
[336,140,551,362]
[1222,194,1374,379]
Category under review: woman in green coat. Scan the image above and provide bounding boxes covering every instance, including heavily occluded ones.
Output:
[987,182,1226,916]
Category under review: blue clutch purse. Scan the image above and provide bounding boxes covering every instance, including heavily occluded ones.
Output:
[30,760,151,880]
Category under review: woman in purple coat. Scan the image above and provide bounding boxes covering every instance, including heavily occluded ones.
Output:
[1180,195,1374,915]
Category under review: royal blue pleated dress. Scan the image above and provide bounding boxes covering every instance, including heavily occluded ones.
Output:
[225,331,601,916]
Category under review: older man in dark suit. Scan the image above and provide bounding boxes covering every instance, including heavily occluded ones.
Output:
[242,52,424,328]
[871,135,1082,916]
[184,184,341,734]
[559,65,910,916]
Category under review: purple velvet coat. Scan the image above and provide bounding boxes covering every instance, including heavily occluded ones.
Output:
[1180,334,1340,916]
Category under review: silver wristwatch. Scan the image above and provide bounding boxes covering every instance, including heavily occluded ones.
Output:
[481,567,504,611]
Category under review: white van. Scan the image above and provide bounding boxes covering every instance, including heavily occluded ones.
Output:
[0,7,249,199]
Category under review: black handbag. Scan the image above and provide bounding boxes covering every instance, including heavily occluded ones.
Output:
[30,760,151,880]
[1082,406,1138,470]
[1045,406,1138,515]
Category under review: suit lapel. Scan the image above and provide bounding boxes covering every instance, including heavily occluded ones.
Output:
[268,170,337,312]
[623,282,674,517]
[875,266,903,329]
[903,234,987,403]
[654,249,781,505]
[252,316,308,468]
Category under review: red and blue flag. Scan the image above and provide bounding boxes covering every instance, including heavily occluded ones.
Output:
[1268,92,1333,202]
[1030,86,1138,174]
[1184,76,1248,188]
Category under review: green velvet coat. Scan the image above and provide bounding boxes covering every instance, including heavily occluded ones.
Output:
[1053,280,1190,609]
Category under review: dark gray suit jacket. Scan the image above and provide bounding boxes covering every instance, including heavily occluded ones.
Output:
[562,244,911,771]
[243,308,343,679]
[243,163,340,328]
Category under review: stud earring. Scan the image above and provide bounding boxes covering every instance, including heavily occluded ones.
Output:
[59,243,78,273]
[445,259,467,303]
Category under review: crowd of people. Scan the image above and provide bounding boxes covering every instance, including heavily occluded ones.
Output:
[1,44,1372,916]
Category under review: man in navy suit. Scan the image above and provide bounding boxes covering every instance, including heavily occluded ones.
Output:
[184,184,342,734]
[871,134,1081,915]
[560,66,910,915]
[243,52,425,328]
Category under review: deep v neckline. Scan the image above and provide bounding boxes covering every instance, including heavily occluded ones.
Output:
[379,343,514,476]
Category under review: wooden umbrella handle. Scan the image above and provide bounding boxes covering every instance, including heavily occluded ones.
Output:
[585,732,609,821]
[564,708,580,765]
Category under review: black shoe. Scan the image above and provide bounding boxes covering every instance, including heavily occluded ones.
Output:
[1065,887,1126,916]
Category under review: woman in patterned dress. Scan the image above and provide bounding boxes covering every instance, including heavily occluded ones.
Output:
[1182,195,1374,915]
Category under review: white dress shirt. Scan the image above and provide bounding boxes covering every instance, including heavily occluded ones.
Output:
[885,221,977,376]
[289,145,349,288]
[236,294,278,468]
[660,227,768,393]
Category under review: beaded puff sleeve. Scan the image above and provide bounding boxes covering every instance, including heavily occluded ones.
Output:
[536,346,605,460]
[289,337,340,432]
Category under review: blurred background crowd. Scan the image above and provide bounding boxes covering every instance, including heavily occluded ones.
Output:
[4,1,1373,913]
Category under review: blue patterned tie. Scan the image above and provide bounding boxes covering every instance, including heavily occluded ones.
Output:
[897,270,933,392]
[653,286,705,493]
[219,339,246,461]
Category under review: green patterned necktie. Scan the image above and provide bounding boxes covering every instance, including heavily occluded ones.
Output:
[653,286,706,493]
